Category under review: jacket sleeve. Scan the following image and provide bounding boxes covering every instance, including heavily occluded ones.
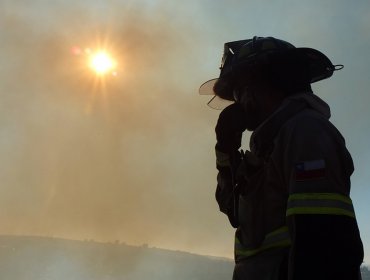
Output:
[215,148,240,228]
[274,115,363,280]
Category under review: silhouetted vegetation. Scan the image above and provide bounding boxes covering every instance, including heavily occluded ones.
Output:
[0,235,233,280]
[0,235,368,280]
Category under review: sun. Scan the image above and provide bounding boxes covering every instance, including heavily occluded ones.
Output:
[89,51,116,75]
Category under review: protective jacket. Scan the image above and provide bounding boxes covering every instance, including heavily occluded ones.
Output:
[215,92,364,280]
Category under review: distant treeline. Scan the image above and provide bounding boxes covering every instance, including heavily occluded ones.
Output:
[0,235,233,280]
[0,235,368,280]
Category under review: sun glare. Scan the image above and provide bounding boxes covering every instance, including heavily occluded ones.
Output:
[90,51,116,75]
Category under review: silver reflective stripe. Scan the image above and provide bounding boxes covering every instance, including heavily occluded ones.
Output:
[215,149,230,167]
[286,193,355,218]
[235,226,291,258]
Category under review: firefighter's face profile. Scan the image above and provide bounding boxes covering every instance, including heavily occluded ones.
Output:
[233,82,263,131]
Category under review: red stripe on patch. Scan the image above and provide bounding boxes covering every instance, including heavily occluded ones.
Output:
[295,169,325,181]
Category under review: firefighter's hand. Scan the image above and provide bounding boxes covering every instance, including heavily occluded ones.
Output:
[215,103,248,153]
[239,150,264,177]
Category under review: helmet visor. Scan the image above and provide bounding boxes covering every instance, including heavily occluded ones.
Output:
[199,78,234,110]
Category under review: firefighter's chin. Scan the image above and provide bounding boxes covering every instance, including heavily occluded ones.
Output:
[243,105,264,131]
[244,119,261,131]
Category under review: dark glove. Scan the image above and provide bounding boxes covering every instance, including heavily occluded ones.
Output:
[215,103,248,153]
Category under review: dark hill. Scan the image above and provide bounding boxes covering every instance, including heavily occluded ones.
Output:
[0,235,233,280]
[0,235,369,280]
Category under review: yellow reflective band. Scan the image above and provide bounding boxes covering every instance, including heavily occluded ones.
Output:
[266,226,289,238]
[288,193,352,204]
[286,193,355,218]
[286,207,355,218]
[235,226,291,258]
[215,149,231,167]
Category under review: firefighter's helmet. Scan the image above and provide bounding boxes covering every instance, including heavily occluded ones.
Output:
[199,36,342,109]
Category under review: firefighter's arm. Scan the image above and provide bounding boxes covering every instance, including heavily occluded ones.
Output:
[214,103,247,228]
[215,162,239,227]
[276,116,360,279]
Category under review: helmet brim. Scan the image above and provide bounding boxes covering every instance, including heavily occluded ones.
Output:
[300,47,336,83]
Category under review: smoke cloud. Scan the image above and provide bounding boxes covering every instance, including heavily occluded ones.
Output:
[0,0,224,256]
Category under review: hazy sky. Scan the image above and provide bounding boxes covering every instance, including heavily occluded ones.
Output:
[0,0,369,265]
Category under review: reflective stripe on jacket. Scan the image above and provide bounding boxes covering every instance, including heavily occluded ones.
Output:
[286,192,356,218]
[235,226,291,259]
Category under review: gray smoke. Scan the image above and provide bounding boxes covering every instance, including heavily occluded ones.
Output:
[0,0,223,256]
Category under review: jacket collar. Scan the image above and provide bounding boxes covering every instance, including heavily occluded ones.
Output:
[250,91,331,159]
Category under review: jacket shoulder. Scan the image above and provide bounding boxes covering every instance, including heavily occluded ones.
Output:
[277,108,345,145]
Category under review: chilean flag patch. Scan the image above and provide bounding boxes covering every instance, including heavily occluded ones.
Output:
[295,159,326,181]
